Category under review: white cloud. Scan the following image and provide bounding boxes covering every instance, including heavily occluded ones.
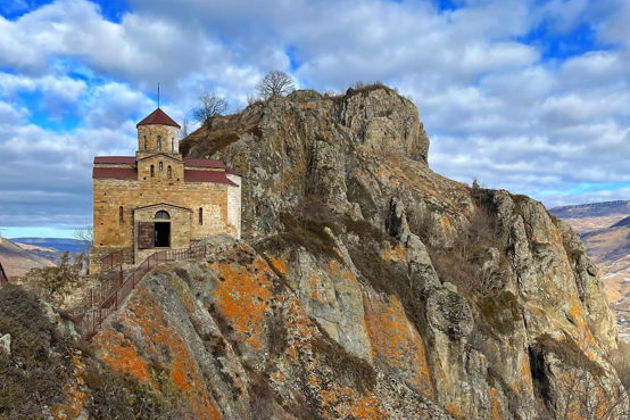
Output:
[2,0,630,232]
[0,100,29,125]
[80,82,154,129]
[0,72,86,101]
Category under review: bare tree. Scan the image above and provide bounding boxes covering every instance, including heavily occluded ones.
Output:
[180,118,189,138]
[256,70,295,100]
[73,226,92,252]
[192,93,228,125]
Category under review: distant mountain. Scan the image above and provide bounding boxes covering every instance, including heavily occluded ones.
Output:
[0,237,55,278]
[611,216,630,229]
[550,199,630,219]
[11,238,91,254]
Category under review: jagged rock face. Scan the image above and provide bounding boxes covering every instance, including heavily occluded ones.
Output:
[182,87,430,237]
[87,87,626,419]
[92,241,450,419]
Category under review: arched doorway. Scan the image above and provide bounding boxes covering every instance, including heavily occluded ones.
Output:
[154,210,170,247]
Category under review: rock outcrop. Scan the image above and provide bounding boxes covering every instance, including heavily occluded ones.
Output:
[181,86,627,418]
[2,85,626,419]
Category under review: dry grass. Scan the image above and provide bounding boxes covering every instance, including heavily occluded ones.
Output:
[427,190,508,297]
[311,337,376,393]
[612,340,630,392]
[535,334,604,378]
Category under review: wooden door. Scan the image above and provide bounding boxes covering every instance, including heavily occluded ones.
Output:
[137,222,155,249]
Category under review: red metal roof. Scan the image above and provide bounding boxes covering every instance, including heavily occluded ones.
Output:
[136,108,181,128]
[183,158,225,168]
[184,170,239,186]
[93,167,137,180]
[225,167,241,176]
[94,156,135,165]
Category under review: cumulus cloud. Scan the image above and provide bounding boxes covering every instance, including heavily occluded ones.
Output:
[2,0,630,235]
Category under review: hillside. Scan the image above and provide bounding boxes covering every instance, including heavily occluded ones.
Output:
[12,238,91,255]
[611,216,630,229]
[551,202,630,340]
[1,86,627,419]
[550,200,630,219]
[0,237,55,277]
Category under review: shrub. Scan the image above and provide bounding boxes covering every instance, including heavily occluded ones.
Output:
[0,285,73,418]
[84,364,189,420]
[22,252,86,305]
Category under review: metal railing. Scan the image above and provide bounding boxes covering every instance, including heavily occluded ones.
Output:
[99,250,127,273]
[72,244,208,339]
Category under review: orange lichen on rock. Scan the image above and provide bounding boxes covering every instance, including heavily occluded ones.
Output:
[512,353,534,397]
[96,286,222,420]
[383,245,405,262]
[363,294,433,398]
[567,300,598,348]
[308,272,325,303]
[326,260,358,282]
[442,215,452,232]
[320,387,386,420]
[346,396,387,419]
[266,254,288,275]
[93,329,151,383]
[487,388,503,419]
[52,352,88,419]
[209,254,274,350]
[446,402,464,419]
[287,299,315,340]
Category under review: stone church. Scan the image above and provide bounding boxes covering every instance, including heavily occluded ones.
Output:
[90,108,241,273]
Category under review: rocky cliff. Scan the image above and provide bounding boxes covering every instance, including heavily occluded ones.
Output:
[1,86,627,419]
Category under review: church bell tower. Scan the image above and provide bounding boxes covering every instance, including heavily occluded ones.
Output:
[135,108,181,158]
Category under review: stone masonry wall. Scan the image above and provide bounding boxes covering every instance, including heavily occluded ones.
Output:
[137,124,180,154]
[133,204,193,262]
[137,154,185,182]
[226,173,242,239]
[92,178,232,269]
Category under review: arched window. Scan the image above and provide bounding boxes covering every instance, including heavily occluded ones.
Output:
[143,136,148,150]
[167,166,172,179]
[119,206,124,223]
[157,136,162,152]
[199,207,203,225]
[155,210,170,219]
[150,165,155,177]
[159,161,163,171]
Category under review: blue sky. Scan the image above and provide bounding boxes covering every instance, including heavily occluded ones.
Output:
[0,0,629,238]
